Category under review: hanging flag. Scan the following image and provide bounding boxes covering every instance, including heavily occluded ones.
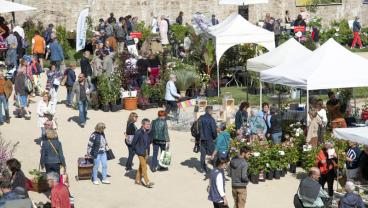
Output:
[76,8,89,51]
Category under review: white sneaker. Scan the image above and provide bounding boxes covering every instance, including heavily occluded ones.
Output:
[93,181,99,185]
[102,180,111,184]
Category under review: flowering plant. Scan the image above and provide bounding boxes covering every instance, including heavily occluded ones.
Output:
[0,132,18,174]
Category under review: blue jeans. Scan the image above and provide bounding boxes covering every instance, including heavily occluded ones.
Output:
[125,143,135,170]
[200,140,214,167]
[78,100,88,124]
[151,143,166,170]
[6,49,17,68]
[92,152,107,181]
[66,86,73,106]
[272,132,282,144]
[0,95,8,123]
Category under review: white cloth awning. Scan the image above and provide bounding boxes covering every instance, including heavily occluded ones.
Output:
[261,38,368,90]
[209,14,275,64]
[219,0,268,5]
[0,0,36,13]
[247,38,312,72]
[333,127,368,145]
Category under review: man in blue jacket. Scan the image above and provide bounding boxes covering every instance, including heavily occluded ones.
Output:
[199,106,217,173]
[131,118,154,188]
[48,34,64,71]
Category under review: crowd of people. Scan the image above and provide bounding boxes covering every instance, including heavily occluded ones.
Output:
[262,9,365,49]
[0,8,368,208]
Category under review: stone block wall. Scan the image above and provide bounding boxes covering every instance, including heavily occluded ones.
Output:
[11,0,237,31]
[7,0,368,30]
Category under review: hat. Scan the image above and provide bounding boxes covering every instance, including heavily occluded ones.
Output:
[94,31,101,36]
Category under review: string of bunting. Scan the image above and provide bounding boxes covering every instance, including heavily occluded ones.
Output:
[177,99,196,109]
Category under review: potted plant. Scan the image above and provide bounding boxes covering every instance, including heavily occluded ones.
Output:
[248,156,260,184]
[206,80,218,97]
[29,169,48,193]
[203,40,215,76]
[174,69,196,97]
[286,146,299,174]
[109,73,122,112]
[123,91,138,110]
[97,74,111,112]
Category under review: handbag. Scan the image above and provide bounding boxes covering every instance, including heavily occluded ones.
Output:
[293,185,304,208]
[125,134,134,145]
[106,145,115,160]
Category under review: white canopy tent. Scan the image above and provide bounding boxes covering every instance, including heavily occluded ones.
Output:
[247,38,312,72]
[208,14,275,96]
[261,38,368,90]
[261,38,368,110]
[247,38,312,107]
[0,0,36,13]
[334,127,368,145]
[219,0,268,5]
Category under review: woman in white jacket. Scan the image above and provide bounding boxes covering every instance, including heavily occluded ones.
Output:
[37,92,53,139]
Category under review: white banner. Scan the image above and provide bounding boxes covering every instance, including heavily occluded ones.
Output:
[76,8,89,51]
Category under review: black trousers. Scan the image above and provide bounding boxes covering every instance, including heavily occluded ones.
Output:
[45,163,61,175]
[165,101,178,119]
[319,169,335,197]
[213,202,229,208]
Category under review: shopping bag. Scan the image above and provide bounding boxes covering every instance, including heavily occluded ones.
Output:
[159,149,172,168]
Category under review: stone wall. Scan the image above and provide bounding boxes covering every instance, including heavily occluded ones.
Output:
[11,0,237,31]
[248,0,368,26]
[8,0,368,30]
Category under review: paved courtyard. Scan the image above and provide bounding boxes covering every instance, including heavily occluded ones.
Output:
[0,68,301,207]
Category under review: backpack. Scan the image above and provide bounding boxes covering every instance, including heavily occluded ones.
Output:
[25,76,33,94]
[191,119,200,138]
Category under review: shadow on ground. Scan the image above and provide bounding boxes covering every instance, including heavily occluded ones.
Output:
[180,157,202,173]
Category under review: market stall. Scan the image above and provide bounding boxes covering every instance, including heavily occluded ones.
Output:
[247,38,311,107]
[334,127,368,145]
[333,127,368,206]
[261,38,368,111]
[208,14,275,96]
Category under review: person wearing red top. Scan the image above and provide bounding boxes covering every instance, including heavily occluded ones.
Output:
[47,172,71,208]
[316,141,337,198]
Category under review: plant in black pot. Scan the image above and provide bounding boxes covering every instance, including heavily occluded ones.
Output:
[286,146,299,174]
[97,74,111,112]
[248,155,260,184]
[109,72,122,112]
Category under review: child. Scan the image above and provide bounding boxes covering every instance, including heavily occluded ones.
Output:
[211,123,230,162]
[208,159,229,208]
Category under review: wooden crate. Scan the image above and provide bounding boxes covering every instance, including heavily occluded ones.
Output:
[76,157,93,180]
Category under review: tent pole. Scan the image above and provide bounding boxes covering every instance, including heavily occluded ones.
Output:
[260,78,262,109]
[306,89,309,114]
[217,64,220,97]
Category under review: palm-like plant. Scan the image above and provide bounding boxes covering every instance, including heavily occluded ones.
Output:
[174,69,197,92]
[203,40,215,76]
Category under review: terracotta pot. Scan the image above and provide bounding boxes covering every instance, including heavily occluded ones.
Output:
[30,180,49,193]
[124,97,138,110]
